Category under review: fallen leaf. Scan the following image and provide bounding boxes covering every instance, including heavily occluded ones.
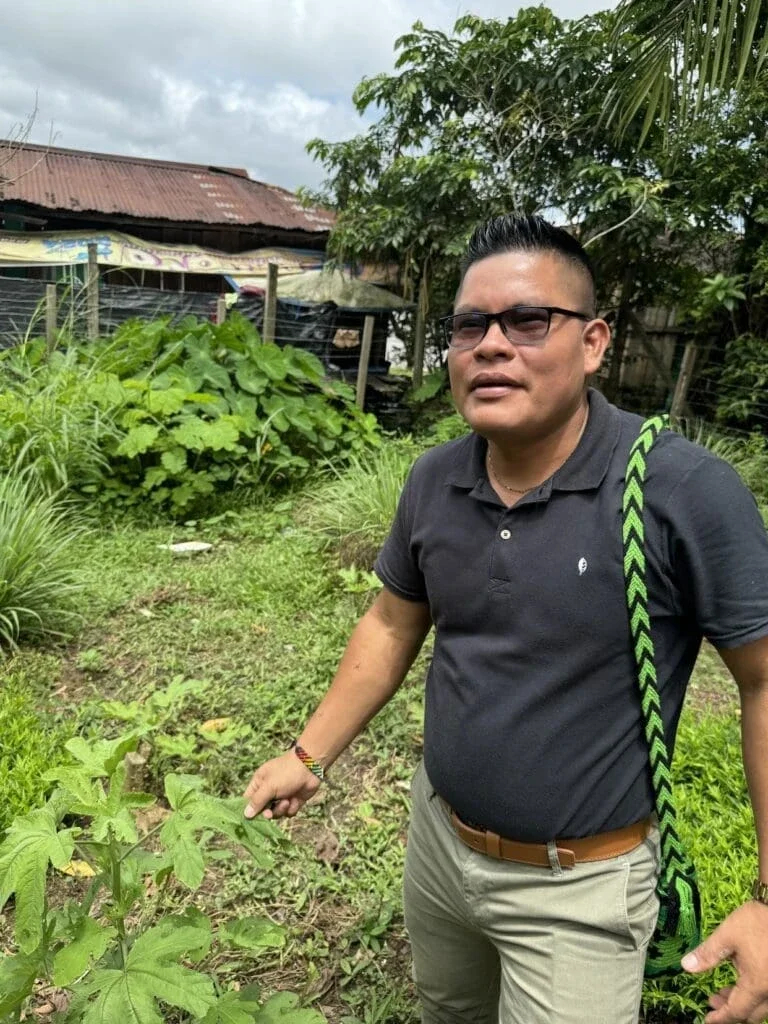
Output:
[200,717,232,733]
[58,860,96,879]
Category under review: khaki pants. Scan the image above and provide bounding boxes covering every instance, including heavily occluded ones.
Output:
[404,761,660,1024]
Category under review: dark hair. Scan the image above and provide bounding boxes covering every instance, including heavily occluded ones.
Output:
[460,214,596,311]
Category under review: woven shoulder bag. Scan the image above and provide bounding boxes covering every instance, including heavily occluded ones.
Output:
[622,415,702,977]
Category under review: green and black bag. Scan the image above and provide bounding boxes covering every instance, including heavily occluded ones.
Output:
[622,415,702,978]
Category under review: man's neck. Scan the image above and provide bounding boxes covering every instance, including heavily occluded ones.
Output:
[485,399,589,497]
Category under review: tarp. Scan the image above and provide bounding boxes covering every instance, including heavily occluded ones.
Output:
[231,267,411,310]
[0,229,325,277]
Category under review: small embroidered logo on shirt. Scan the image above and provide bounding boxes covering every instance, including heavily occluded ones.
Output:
[578,557,588,576]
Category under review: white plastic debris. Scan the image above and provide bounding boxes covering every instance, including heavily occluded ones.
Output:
[157,541,214,555]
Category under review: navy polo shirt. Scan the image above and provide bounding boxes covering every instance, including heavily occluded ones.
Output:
[375,389,768,842]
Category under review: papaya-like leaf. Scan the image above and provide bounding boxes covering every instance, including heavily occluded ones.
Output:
[0,805,77,952]
[76,916,215,1024]
[63,735,139,777]
[116,425,161,459]
[254,992,326,1022]
[0,946,50,1015]
[171,416,240,452]
[53,917,117,986]
[219,916,285,952]
[201,987,262,1024]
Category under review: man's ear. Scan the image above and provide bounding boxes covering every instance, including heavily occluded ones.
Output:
[583,318,612,376]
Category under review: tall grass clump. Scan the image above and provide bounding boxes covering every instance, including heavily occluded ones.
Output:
[0,340,120,493]
[302,441,418,566]
[0,468,88,649]
[673,416,768,507]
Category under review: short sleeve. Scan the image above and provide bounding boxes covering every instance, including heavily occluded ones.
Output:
[374,464,428,603]
[664,454,768,648]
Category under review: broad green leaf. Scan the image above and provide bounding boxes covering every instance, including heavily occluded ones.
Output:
[0,947,49,1015]
[201,988,262,1024]
[0,806,77,952]
[145,386,188,416]
[171,416,241,452]
[234,363,268,395]
[161,447,187,474]
[219,916,286,952]
[184,356,231,391]
[116,424,161,459]
[255,992,325,1023]
[130,915,212,965]
[53,917,117,986]
[91,807,138,844]
[78,917,215,1023]
[43,768,104,811]
[164,772,205,810]
[253,344,288,381]
[63,735,139,777]
[142,466,168,490]
[161,817,206,889]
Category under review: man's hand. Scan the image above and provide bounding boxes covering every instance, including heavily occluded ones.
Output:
[243,751,321,820]
[681,901,768,1023]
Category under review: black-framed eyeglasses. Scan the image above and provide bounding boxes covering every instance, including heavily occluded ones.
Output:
[440,305,592,350]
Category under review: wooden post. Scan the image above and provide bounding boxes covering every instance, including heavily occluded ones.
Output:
[263,261,278,343]
[356,315,375,410]
[215,296,227,325]
[86,242,99,340]
[45,284,57,354]
[124,752,147,793]
[412,270,428,391]
[670,341,698,418]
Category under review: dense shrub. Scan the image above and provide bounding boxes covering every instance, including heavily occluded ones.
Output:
[0,316,380,512]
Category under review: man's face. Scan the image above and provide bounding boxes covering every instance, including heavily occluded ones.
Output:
[447,249,609,441]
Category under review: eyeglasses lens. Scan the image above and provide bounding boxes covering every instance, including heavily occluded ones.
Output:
[448,308,550,349]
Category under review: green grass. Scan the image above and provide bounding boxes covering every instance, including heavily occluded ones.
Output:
[0,468,89,649]
[0,487,755,1024]
[0,661,68,834]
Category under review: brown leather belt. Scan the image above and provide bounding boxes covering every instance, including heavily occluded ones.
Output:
[442,799,652,870]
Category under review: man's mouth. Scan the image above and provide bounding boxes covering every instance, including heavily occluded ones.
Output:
[470,375,523,396]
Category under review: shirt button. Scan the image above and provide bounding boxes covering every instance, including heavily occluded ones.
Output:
[500,529,511,540]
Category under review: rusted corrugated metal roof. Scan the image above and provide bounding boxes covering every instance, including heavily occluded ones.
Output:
[0,142,334,233]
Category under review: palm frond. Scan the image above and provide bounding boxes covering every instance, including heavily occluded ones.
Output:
[606,0,768,141]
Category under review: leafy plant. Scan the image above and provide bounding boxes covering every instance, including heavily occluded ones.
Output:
[88,315,379,511]
[0,467,88,650]
[0,734,325,1023]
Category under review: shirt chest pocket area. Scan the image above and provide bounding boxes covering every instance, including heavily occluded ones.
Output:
[487,516,627,631]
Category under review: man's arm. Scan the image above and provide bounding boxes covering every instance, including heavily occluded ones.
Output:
[680,635,768,1024]
[243,586,431,820]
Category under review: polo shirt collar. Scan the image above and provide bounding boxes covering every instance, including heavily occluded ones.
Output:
[445,388,621,498]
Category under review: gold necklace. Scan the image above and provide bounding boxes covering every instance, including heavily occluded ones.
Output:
[486,407,589,495]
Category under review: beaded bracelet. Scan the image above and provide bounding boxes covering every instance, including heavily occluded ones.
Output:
[292,741,325,782]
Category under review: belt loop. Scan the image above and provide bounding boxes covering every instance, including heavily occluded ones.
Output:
[546,840,563,876]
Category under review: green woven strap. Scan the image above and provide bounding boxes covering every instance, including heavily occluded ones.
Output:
[622,415,701,977]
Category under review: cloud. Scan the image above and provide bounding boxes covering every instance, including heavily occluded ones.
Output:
[1,0,613,191]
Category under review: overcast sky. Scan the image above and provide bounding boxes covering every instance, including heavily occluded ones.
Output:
[2,0,614,194]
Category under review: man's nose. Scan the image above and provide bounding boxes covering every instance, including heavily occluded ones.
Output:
[472,320,516,358]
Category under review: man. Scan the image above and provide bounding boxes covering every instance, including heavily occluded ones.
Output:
[244,215,768,1024]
